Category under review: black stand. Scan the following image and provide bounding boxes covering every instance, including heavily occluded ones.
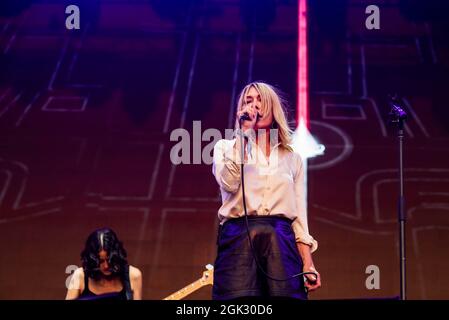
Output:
[389,96,408,300]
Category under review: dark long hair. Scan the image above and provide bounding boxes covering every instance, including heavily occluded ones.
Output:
[81,228,129,281]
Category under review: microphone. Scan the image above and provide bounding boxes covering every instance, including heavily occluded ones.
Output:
[239,112,261,122]
[239,112,251,122]
[388,95,407,122]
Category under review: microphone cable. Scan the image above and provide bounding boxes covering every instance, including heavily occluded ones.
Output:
[238,119,318,284]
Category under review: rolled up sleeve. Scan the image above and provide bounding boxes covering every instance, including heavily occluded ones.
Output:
[212,139,242,194]
[293,153,318,253]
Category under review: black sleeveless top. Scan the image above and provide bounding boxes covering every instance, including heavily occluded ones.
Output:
[78,268,131,300]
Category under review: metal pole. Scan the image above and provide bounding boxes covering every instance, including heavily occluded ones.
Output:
[398,124,406,300]
[389,95,407,300]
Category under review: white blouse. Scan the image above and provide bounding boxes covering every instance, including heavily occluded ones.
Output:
[212,137,318,253]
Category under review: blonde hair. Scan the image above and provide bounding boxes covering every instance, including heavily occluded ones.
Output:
[234,82,293,151]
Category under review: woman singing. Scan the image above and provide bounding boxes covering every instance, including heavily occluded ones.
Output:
[212,82,321,300]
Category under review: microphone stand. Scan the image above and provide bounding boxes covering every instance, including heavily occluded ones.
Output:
[388,96,408,300]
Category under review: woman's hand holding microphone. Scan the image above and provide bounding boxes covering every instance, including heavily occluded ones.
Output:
[237,104,258,132]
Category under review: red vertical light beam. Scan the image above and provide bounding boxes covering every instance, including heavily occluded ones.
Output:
[297,0,309,129]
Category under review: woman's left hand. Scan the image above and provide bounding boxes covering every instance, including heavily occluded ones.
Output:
[297,243,322,293]
[303,265,321,292]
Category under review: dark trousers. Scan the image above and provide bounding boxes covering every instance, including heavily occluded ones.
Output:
[212,216,308,300]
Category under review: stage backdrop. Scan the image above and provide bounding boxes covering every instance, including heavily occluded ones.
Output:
[0,0,448,299]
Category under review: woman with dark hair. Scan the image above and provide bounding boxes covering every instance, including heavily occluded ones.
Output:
[65,228,142,300]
